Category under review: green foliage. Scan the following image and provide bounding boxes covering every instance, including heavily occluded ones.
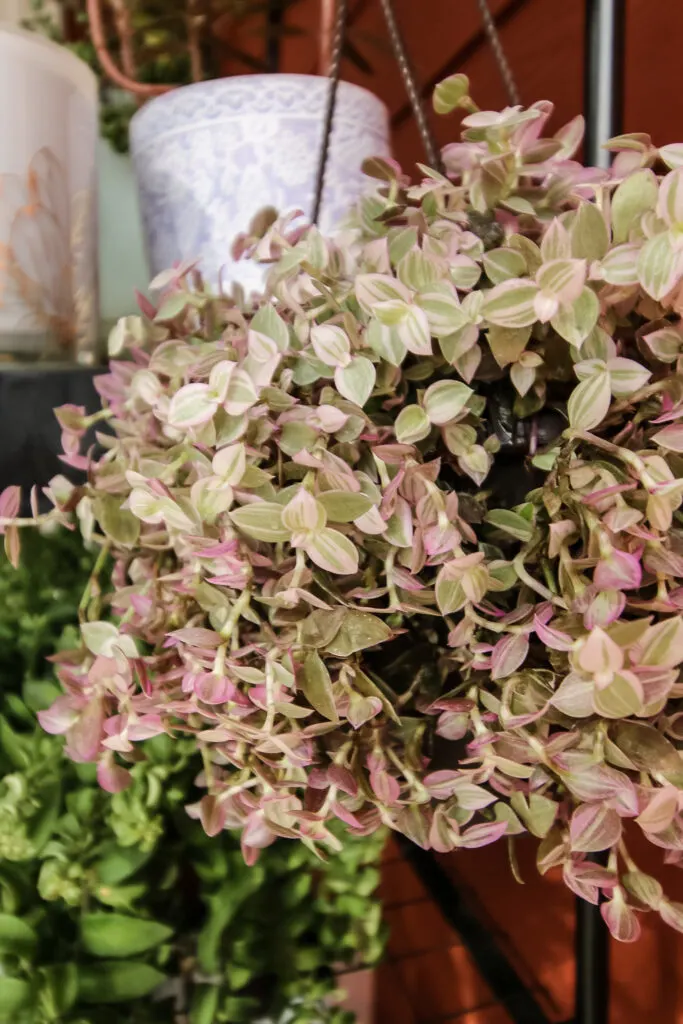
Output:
[0,537,385,1021]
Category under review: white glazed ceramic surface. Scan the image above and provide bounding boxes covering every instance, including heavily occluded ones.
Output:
[0,25,98,361]
[130,75,391,294]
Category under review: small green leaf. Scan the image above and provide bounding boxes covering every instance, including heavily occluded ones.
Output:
[395,405,431,444]
[567,371,611,430]
[433,73,470,114]
[423,380,473,425]
[485,509,534,542]
[325,610,393,657]
[78,961,167,1003]
[229,503,291,542]
[570,202,609,261]
[95,495,140,546]
[317,491,373,522]
[0,978,32,1019]
[250,303,289,351]
[301,652,338,722]
[334,356,376,408]
[305,528,359,575]
[190,985,220,1024]
[0,914,37,957]
[81,913,173,958]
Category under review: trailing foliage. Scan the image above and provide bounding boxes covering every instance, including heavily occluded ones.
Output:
[7,76,683,942]
[0,537,385,1022]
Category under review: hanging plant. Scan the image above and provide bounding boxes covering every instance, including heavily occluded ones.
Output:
[6,76,683,943]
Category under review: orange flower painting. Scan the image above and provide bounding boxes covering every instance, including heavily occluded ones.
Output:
[0,147,95,357]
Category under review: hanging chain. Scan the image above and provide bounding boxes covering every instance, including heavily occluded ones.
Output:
[475,0,521,106]
[312,0,348,224]
[378,0,441,171]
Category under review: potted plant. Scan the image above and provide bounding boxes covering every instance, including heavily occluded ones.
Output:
[75,0,391,295]
[7,74,683,944]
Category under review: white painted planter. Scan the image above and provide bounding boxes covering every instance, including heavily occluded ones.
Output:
[0,24,98,362]
[130,74,391,295]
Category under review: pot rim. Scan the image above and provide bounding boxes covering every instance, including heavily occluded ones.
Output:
[130,73,388,137]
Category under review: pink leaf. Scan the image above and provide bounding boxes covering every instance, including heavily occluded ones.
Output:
[490,633,530,680]
[534,616,574,651]
[458,821,509,849]
[594,549,642,591]
[601,892,641,942]
[199,794,227,838]
[636,786,679,834]
[97,754,132,793]
[569,803,622,853]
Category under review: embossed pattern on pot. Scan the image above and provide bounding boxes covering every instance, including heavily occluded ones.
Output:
[130,74,391,294]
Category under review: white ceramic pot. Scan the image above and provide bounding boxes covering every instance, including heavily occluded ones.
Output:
[130,74,391,295]
[0,24,99,362]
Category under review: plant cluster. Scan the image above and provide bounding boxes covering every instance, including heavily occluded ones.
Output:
[0,535,385,1022]
[7,75,683,942]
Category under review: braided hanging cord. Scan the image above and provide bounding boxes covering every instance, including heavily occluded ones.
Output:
[312,0,348,224]
[475,0,521,106]
[377,0,441,171]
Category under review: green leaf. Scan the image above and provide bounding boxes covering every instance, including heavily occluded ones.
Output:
[0,716,30,769]
[81,913,173,958]
[433,73,470,114]
[570,202,609,261]
[0,914,37,957]
[317,491,373,522]
[0,978,31,1019]
[301,652,338,722]
[483,248,527,284]
[567,371,611,430]
[435,566,467,615]
[395,405,431,444]
[638,231,678,300]
[190,985,220,1024]
[325,610,393,657]
[423,380,473,425]
[551,286,599,348]
[95,843,152,886]
[482,280,539,328]
[250,303,289,351]
[37,964,79,1018]
[612,169,658,243]
[78,961,167,1003]
[94,495,140,546]
[416,284,468,338]
[334,357,376,408]
[229,503,291,542]
[593,673,643,718]
[485,509,534,542]
[305,528,359,575]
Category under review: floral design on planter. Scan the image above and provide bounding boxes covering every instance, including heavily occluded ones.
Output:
[130,74,391,294]
[0,147,96,356]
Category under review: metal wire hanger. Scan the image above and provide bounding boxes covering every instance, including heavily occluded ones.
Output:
[312,0,521,224]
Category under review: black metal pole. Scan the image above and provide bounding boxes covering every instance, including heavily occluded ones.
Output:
[265,0,283,73]
[574,853,610,1024]
[584,0,626,167]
